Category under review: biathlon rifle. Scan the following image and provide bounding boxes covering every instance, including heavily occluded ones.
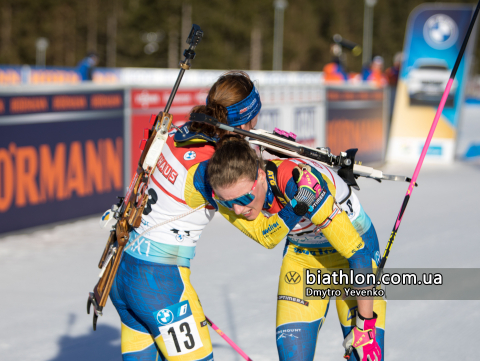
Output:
[87,24,204,331]
[189,113,415,190]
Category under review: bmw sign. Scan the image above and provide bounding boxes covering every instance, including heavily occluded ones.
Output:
[423,14,458,50]
[156,309,174,325]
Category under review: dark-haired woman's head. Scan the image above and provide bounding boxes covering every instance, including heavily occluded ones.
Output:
[190,71,261,137]
[208,135,267,220]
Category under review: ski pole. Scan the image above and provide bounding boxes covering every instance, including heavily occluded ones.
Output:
[376,0,480,277]
[206,316,254,361]
[345,2,480,359]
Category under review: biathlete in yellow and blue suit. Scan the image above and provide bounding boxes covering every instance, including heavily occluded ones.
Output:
[109,70,383,361]
[206,137,385,361]
[109,71,263,361]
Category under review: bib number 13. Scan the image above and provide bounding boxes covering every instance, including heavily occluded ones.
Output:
[160,316,203,356]
[168,322,195,352]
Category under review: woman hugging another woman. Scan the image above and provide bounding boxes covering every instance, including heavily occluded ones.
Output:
[207,136,385,361]
[110,71,259,361]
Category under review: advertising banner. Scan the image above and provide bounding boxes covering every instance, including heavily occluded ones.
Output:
[257,104,324,150]
[456,100,480,159]
[0,89,124,234]
[0,66,121,85]
[121,69,322,87]
[326,87,387,164]
[130,85,325,172]
[292,107,317,148]
[256,85,325,154]
[0,91,123,115]
[0,66,22,86]
[93,68,122,84]
[457,79,480,160]
[129,88,208,175]
[28,67,81,84]
[387,4,476,163]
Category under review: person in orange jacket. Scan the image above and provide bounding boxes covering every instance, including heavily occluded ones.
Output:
[362,56,387,87]
[323,44,349,83]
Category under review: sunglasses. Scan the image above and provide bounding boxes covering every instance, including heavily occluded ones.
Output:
[213,162,259,209]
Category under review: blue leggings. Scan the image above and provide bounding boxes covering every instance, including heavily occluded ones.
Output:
[277,226,386,361]
[110,253,214,361]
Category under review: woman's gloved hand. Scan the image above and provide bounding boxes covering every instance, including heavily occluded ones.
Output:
[291,164,323,216]
[343,312,382,361]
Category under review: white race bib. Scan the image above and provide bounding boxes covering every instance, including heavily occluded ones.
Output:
[153,301,203,356]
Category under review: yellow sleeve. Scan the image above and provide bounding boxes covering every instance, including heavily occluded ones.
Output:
[184,163,210,208]
[214,171,359,252]
[218,206,291,249]
[310,177,364,259]
[184,163,295,249]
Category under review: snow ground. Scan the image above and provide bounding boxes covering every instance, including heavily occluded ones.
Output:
[0,161,479,361]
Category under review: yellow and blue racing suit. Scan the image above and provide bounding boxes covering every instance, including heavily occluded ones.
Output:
[109,126,304,361]
[199,158,386,361]
[110,127,219,361]
[110,123,385,360]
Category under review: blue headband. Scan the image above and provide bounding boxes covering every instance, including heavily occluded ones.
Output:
[205,86,261,127]
[226,86,261,126]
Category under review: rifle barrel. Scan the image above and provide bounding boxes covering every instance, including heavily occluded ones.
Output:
[164,68,186,114]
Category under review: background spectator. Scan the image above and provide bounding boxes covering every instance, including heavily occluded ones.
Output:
[362,55,387,87]
[323,44,348,83]
[77,52,99,81]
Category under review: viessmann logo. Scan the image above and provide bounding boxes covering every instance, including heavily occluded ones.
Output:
[135,90,161,108]
[284,271,301,284]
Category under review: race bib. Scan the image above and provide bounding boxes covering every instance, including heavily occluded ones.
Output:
[153,300,203,356]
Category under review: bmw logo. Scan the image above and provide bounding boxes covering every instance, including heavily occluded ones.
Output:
[156,309,174,325]
[184,151,196,161]
[423,14,458,50]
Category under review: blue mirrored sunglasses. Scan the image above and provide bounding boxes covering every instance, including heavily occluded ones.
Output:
[213,163,259,208]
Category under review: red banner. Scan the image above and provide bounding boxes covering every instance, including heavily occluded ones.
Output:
[130,88,208,175]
